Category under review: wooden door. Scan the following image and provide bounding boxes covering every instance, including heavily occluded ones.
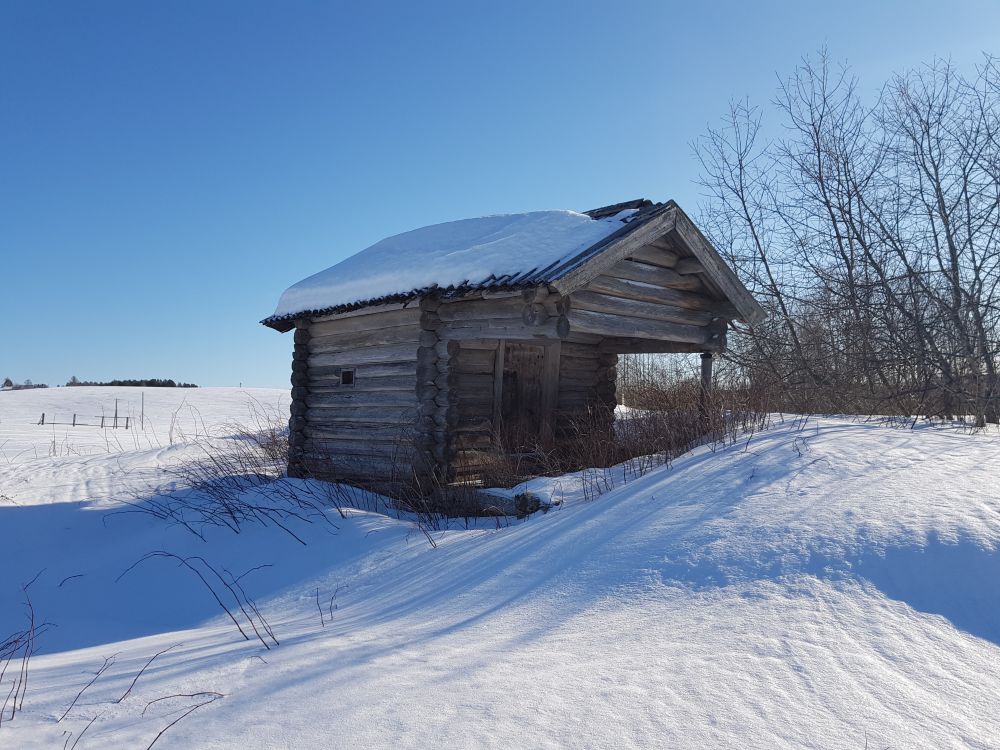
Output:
[497,342,546,451]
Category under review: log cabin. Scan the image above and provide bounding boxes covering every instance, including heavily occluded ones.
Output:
[262,199,765,485]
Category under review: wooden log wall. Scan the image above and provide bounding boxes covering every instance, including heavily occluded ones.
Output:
[287,319,311,478]
[297,305,423,481]
[413,296,454,485]
[555,341,616,436]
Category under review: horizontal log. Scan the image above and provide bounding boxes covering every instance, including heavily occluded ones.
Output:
[308,325,420,353]
[307,391,415,409]
[598,337,721,354]
[562,330,603,345]
[559,371,600,387]
[439,319,565,341]
[453,416,494,433]
[437,297,525,322]
[453,358,495,376]
[308,362,415,381]
[627,244,679,268]
[310,343,417,368]
[310,307,420,336]
[304,437,417,456]
[455,345,497,363]
[304,426,416,443]
[452,373,495,393]
[569,309,709,344]
[605,259,705,291]
[300,459,416,482]
[674,257,705,274]
[559,341,602,359]
[588,275,738,316]
[308,375,416,393]
[450,338,501,350]
[572,290,715,327]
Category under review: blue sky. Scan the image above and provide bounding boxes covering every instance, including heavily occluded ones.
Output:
[3,1,998,388]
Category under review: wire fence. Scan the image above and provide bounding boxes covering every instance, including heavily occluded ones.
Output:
[36,398,136,430]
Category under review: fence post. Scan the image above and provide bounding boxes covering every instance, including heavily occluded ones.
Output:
[72,414,76,427]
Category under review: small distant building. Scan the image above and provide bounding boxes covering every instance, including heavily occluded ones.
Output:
[263,199,764,485]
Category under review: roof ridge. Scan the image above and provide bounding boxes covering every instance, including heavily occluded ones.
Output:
[583,198,655,220]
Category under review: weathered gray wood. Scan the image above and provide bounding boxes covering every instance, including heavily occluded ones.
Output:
[492,340,505,429]
[572,290,715,327]
[308,405,416,422]
[310,307,420,336]
[306,389,416,408]
[701,352,714,390]
[308,362,415,380]
[551,209,676,296]
[521,303,549,326]
[287,318,311,478]
[437,297,525,322]
[452,338,501,350]
[310,345,417,368]
[439,318,564,341]
[304,439,416,458]
[675,257,706,275]
[304,424,416,441]
[605,259,705,292]
[597,337,722,354]
[559,341,603,359]
[540,341,561,446]
[627,244,679,268]
[452,372,495,391]
[568,309,708,344]
[668,207,766,325]
[308,325,421,353]
[308,375,417,393]
[562,330,603,345]
[587,275,739,317]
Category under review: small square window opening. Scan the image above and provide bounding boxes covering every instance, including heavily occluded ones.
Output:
[340,369,356,386]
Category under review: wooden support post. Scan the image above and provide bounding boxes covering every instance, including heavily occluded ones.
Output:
[699,351,714,424]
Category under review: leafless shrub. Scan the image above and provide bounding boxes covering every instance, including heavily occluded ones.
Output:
[116,644,180,704]
[120,402,348,542]
[0,580,50,727]
[59,654,117,722]
[117,552,278,650]
[142,691,223,749]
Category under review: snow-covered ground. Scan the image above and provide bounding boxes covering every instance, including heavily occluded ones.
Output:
[1,388,999,748]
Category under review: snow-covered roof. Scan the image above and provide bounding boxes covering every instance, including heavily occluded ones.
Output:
[263,202,659,329]
[262,199,766,330]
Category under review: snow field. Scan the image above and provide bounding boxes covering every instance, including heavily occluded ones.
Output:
[0,388,999,748]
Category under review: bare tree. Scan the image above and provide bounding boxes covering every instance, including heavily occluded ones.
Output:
[697,51,1000,424]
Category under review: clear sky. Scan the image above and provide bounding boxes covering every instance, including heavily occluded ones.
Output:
[3,1,998,388]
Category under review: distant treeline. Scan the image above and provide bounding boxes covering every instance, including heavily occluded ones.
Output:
[1,378,48,390]
[65,377,198,388]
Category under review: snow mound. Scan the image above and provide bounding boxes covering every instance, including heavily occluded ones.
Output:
[269,209,635,320]
[2,401,1000,748]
